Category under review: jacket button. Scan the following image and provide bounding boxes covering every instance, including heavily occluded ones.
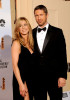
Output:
[41,56,44,58]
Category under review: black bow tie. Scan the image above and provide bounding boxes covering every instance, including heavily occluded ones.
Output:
[38,27,46,33]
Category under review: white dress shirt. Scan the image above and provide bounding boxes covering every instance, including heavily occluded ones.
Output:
[37,23,49,53]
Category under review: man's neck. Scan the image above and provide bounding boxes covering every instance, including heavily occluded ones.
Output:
[39,22,47,28]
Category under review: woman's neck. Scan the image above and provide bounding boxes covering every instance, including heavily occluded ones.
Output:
[22,34,28,44]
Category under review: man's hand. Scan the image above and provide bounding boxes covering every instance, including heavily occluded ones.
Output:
[58,78,66,88]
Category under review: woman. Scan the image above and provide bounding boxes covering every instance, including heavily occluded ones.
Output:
[12,17,34,100]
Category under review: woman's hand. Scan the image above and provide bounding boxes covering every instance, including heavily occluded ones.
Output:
[19,82,28,97]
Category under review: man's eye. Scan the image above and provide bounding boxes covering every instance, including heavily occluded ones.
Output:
[35,15,38,17]
[40,14,43,16]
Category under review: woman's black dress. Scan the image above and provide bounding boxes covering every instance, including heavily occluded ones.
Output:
[13,44,34,100]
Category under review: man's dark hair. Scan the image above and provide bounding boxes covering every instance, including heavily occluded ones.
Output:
[34,5,48,15]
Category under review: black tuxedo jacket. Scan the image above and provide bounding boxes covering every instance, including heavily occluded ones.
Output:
[32,24,68,79]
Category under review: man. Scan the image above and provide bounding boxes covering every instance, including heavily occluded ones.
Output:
[32,5,68,100]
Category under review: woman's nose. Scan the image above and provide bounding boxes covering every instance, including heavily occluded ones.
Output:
[22,25,24,28]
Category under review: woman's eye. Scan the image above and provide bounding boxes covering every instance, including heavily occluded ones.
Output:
[24,24,27,26]
[19,25,22,27]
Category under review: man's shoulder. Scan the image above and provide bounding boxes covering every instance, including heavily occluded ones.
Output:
[50,25,64,38]
[50,24,62,31]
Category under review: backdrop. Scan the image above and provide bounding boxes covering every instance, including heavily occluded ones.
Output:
[0,0,13,100]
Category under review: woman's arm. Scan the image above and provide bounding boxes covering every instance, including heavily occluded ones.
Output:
[11,41,28,97]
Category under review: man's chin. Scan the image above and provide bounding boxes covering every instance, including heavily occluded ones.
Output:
[38,23,43,26]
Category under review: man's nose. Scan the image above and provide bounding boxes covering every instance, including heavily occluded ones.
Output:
[38,16,41,19]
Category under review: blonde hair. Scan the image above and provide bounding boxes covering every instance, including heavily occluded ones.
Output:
[13,17,34,50]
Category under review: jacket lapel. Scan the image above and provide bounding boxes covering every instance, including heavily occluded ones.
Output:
[42,25,52,53]
[33,27,41,53]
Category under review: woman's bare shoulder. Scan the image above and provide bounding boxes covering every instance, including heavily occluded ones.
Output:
[12,40,20,47]
[12,40,21,52]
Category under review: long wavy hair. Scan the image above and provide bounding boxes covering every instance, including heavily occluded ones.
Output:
[13,17,34,50]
